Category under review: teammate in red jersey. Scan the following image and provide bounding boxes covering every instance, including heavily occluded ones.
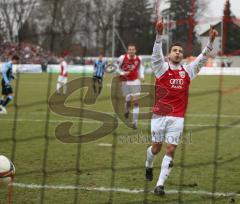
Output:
[145,19,218,195]
[117,43,144,129]
[56,54,68,95]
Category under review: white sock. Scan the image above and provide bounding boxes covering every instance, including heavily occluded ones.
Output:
[133,105,139,124]
[125,101,130,113]
[63,84,67,95]
[125,95,131,113]
[157,155,173,186]
[145,146,154,168]
[56,82,61,93]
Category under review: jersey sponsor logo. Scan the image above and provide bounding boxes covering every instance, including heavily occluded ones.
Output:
[169,79,184,89]
[122,63,135,71]
[170,79,184,85]
[179,71,185,78]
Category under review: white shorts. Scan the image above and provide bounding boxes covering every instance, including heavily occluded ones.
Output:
[121,79,141,98]
[151,114,184,145]
[58,76,68,84]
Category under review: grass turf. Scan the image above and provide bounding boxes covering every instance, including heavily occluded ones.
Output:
[0,73,240,203]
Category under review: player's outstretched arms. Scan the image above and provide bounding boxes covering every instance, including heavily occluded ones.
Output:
[151,19,168,78]
[186,25,218,80]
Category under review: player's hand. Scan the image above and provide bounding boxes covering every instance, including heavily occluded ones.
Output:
[209,25,218,43]
[155,18,164,35]
[11,74,16,80]
[119,71,129,76]
[141,78,145,83]
[6,83,11,89]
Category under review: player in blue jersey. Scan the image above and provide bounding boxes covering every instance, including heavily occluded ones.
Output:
[0,55,20,114]
[92,54,107,95]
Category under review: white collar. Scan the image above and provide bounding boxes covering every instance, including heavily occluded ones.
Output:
[169,62,182,70]
[127,54,136,60]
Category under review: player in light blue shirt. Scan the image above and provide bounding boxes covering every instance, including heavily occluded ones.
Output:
[92,55,107,95]
[0,55,20,114]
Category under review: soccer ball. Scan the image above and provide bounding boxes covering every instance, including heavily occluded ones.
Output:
[0,155,15,186]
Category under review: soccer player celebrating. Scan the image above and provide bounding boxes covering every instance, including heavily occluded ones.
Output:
[0,55,20,114]
[145,20,218,195]
[92,54,107,95]
[117,44,144,129]
[56,53,68,95]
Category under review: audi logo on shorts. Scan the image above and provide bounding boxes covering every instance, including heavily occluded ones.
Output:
[170,79,184,85]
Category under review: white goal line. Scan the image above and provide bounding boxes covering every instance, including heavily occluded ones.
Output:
[1,117,240,128]
[1,112,240,118]
[12,182,240,198]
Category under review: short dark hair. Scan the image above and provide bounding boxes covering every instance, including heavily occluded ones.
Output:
[12,55,20,61]
[98,52,104,56]
[128,43,136,48]
[169,43,183,53]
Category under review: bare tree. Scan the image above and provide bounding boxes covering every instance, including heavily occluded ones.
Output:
[0,0,36,42]
[0,16,6,41]
[91,0,123,55]
[34,0,87,53]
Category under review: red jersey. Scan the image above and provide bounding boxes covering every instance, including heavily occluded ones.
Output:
[151,34,213,118]
[153,65,190,117]
[119,54,141,81]
[60,61,68,77]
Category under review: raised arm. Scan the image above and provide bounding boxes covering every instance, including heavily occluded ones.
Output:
[151,20,168,78]
[186,26,218,80]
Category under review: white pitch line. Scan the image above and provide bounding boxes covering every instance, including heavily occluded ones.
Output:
[12,183,240,198]
[0,118,65,123]
[98,143,113,147]
[1,118,240,128]
[185,124,240,128]
[187,113,240,118]
[2,112,240,118]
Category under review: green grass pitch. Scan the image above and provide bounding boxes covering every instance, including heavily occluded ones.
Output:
[0,73,240,203]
